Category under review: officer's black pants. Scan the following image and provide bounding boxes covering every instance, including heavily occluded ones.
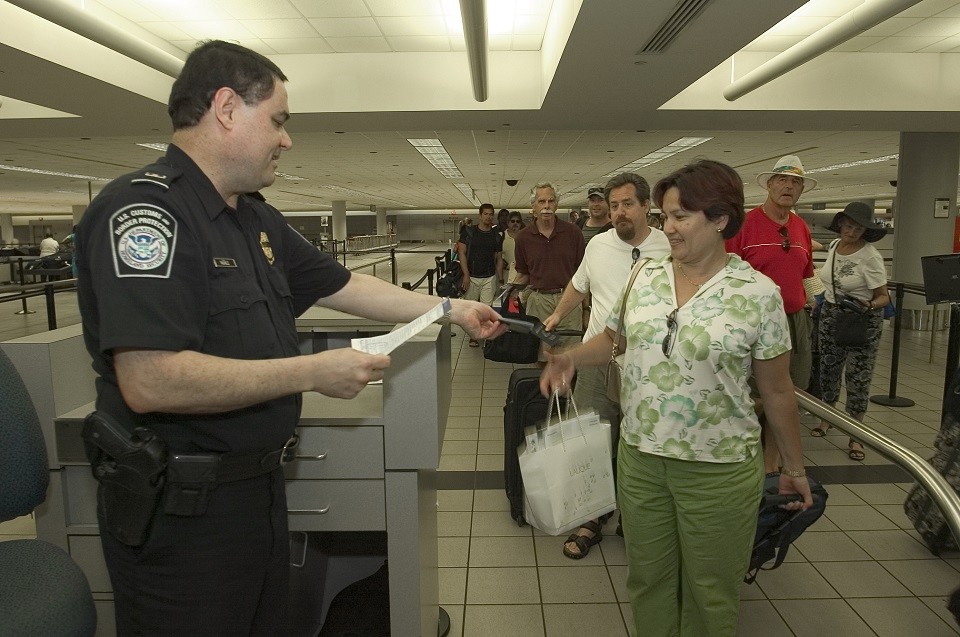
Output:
[100,469,289,636]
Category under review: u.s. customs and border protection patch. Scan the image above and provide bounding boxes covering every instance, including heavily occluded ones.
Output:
[110,204,177,278]
[260,231,275,265]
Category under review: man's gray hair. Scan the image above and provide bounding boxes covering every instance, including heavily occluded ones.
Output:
[530,182,558,204]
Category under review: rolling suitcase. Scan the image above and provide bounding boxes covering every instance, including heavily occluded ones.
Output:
[503,368,567,526]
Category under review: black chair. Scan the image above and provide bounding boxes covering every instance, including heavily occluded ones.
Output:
[0,348,97,636]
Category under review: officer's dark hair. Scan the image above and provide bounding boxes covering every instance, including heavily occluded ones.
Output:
[652,159,744,239]
[478,203,495,214]
[604,172,650,205]
[168,40,289,130]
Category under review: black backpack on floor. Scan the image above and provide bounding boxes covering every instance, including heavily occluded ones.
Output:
[745,473,829,584]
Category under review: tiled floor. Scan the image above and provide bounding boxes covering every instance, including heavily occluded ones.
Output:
[3,244,960,636]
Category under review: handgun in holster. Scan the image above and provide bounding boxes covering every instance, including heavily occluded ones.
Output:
[82,411,167,547]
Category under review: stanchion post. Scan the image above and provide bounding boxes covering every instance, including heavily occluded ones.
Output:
[390,247,397,286]
[44,283,57,330]
[871,282,914,407]
[945,303,960,414]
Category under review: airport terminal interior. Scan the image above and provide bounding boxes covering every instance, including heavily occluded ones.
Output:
[2,248,960,636]
[6,0,960,635]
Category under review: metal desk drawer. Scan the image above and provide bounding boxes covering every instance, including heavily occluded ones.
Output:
[287,426,384,479]
[286,479,385,532]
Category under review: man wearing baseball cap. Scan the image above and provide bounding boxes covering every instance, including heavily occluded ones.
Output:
[726,154,818,472]
[577,186,614,243]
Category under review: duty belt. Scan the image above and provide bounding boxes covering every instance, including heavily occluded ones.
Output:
[532,287,564,294]
[167,435,300,484]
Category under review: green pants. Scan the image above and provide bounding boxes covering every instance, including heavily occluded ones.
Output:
[617,442,763,637]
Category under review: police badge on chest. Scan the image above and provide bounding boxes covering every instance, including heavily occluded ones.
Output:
[260,232,274,265]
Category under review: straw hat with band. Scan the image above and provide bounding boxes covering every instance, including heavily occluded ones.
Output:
[827,201,886,243]
[756,154,818,192]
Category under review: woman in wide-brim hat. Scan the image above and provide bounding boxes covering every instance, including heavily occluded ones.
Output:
[812,201,889,462]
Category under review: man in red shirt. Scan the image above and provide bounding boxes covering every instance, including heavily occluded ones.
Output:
[726,155,817,471]
[514,182,585,355]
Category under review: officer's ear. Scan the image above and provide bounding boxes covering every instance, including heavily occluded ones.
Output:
[211,87,241,131]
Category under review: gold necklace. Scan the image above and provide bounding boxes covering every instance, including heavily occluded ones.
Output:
[676,262,705,288]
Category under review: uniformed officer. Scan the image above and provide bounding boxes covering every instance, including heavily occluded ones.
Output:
[75,40,505,636]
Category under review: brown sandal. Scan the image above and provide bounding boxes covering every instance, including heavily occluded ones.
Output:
[562,520,603,559]
[810,424,830,437]
[848,441,865,461]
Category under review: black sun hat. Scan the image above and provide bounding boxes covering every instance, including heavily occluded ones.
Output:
[827,201,887,243]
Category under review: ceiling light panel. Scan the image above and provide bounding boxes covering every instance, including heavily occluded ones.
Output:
[806,154,899,173]
[603,137,712,177]
[408,138,465,178]
[0,164,111,181]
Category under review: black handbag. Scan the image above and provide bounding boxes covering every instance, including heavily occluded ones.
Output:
[483,298,540,364]
[829,243,869,347]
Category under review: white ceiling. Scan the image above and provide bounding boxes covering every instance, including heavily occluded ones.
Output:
[0,0,959,217]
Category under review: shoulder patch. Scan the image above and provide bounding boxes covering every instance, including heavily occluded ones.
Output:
[129,165,183,190]
[110,204,178,278]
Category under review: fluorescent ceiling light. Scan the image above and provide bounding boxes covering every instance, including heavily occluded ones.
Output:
[603,137,712,177]
[275,172,306,181]
[453,182,481,206]
[806,154,899,173]
[0,164,110,181]
[408,138,465,179]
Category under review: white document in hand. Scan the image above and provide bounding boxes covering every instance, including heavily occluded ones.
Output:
[350,298,452,356]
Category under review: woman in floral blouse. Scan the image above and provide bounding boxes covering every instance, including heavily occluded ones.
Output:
[541,160,812,636]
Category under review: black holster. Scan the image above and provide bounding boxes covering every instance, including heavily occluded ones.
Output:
[82,411,167,547]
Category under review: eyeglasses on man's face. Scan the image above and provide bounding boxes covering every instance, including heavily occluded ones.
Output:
[509,219,522,225]
[662,308,678,357]
[779,226,790,252]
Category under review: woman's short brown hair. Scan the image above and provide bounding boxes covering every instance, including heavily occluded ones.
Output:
[652,160,745,239]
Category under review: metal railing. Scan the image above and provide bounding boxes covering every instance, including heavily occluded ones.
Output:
[797,389,960,547]
[0,277,76,330]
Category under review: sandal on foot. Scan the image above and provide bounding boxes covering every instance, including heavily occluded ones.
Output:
[469,339,480,348]
[848,442,865,461]
[810,424,831,437]
[562,520,603,559]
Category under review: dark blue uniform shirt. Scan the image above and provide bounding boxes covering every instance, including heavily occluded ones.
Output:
[77,144,351,453]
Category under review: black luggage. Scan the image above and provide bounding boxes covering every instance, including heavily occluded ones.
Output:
[904,369,960,554]
[435,250,463,299]
[504,368,567,525]
[745,473,828,584]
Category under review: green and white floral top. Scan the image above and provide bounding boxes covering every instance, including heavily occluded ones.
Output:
[606,254,790,463]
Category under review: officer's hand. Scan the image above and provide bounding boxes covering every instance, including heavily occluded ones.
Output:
[542,314,560,332]
[452,299,508,341]
[461,275,471,292]
[309,349,391,399]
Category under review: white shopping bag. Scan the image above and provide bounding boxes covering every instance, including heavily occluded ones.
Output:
[518,393,616,536]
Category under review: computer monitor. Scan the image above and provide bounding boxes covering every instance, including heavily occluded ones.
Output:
[921,253,960,304]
